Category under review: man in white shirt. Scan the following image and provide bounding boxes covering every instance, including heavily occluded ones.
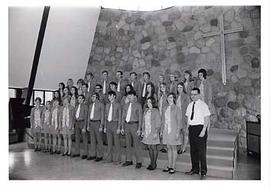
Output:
[185,88,211,180]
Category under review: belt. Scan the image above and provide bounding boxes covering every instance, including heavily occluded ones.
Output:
[90,120,101,122]
[189,124,203,127]
[75,119,85,122]
[125,121,138,124]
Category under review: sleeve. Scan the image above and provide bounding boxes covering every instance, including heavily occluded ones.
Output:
[203,103,211,117]
[117,103,122,129]
[84,105,89,129]
[121,105,126,130]
[138,103,143,130]
[100,103,105,128]
[176,106,182,132]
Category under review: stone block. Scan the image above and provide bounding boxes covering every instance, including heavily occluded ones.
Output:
[240,46,249,56]
[182,25,194,32]
[140,36,151,44]
[200,24,211,33]
[201,47,210,53]
[132,50,141,58]
[162,21,173,27]
[189,46,200,54]
[135,18,146,26]
[227,101,240,110]
[239,30,249,38]
[251,57,260,68]
[206,38,215,47]
[230,65,239,72]
[175,21,185,31]
[151,59,160,67]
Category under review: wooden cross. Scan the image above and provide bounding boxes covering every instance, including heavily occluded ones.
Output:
[202,11,244,85]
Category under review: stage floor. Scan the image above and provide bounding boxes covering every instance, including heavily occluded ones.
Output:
[9,142,260,180]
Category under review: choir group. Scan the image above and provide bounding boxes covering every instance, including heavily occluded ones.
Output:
[30,68,212,177]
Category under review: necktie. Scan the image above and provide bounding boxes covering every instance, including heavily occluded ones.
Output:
[90,103,95,120]
[190,102,195,120]
[103,80,106,94]
[88,82,91,92]
[131,82,134,87]
[108,103,113,122]
[117,81,121,92]
[142,83,146,97]
[126,103,132,122]
[76,104,80,119]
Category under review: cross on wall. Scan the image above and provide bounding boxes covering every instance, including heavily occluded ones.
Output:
[201,11,244,85]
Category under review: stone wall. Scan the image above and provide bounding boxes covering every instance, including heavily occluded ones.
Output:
[86,6,261,151]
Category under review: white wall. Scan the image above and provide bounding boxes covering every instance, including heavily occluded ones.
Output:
[9,6,100,90]
[9,7,44,89]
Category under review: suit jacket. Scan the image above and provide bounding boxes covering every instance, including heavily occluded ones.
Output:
[87,101,105,127]
[169,81,178,94]
[74,103,88,121]
[122,102,142,129]
[161,104,182,133]
[142,108,161,134]
[30,106,44,128]
[59,104,75,129]
[129,79,141,97]
[104,101,122,129]
[115,78,128,97]
[82,91,91,105]
[100,79,110,95]
[84,79,97,94]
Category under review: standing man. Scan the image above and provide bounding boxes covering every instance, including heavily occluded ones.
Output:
[121,90,143,168]
[87,92,105,162]
[104,91,122,164]
[101,70,110,96]
[84,72,96,95]
[67,78,74,91]
[72,95,88,159]
[129,72,141,97]
[141,72,151,103]
[115,71,127,98]
[185,88,211,180]
[81,83,91,105]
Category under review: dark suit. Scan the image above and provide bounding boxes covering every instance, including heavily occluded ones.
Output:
[104,101,122,161]
[87,101,104,158]
[74,103,88,156]
[122,102,143,163]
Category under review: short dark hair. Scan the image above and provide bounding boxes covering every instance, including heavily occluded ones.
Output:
[143,72,150,77]
[192,87,201,94]
[109,81,117,87]
[77,78,84,84]
[198,69,207,79]
[78,94,85,100]
[116,71,123,75]
[102,70,108,74]
[167,92,176,104]
[86,72,93,77]
[59,82,65,89]
[92,92,100,100]
[35,97,42,103]
[82,83,88,88]
[95,84,102,89]
[108,90,116,97]
[127,90,136,96]
[130,72,137,77]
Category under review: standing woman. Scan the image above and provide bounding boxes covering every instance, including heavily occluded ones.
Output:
[60,96,75,156]
[41,101,52,152]
[161,93,182,174]
[30,97,43,152]
[63,87,71,99]
[176,82,190,154]
[183,70,195,96]
[141,97,161,170]
[70,86,78,108]
[50,99,62,154]
[53,90,62,106]
[158,82,168,153]
[143,82,157,109]
[58,82,65,98]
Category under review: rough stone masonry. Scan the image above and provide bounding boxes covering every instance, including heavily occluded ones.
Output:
[86,6,261,152]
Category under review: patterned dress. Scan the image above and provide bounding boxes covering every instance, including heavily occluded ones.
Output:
[33,108,42,133]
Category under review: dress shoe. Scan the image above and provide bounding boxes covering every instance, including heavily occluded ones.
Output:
[122,161,133,167]
[34,148,38,152]
[162,167,170,172]
[146,165,152,170]
[169,168,176,174]
[71,154,80,158]
[67,153,71,156]
[94,157,103,162]
[57,151,61,154]
[185,170,199,175]
[160,148,167,153]
[177,149,186,155]
[135,163,142,169]
[200,174,206,180]
[62,153,66,156]
[81,155,87,160]
[87,156,96,160]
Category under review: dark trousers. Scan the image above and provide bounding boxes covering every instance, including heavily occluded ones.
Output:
[125,122,142,163]
[188,125,208,175]
[106,121,121,162]
[89,121,103,158]
[74,120,88,156]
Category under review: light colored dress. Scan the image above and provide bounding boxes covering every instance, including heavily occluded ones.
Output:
[33,108,42,133]
[142,109,161,145]
[61,106,73,135]
[43,109,51,134]
[162,105,182,146]
[50,107,59,134]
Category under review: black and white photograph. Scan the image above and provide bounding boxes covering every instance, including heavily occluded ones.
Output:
[3,0,269,185]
